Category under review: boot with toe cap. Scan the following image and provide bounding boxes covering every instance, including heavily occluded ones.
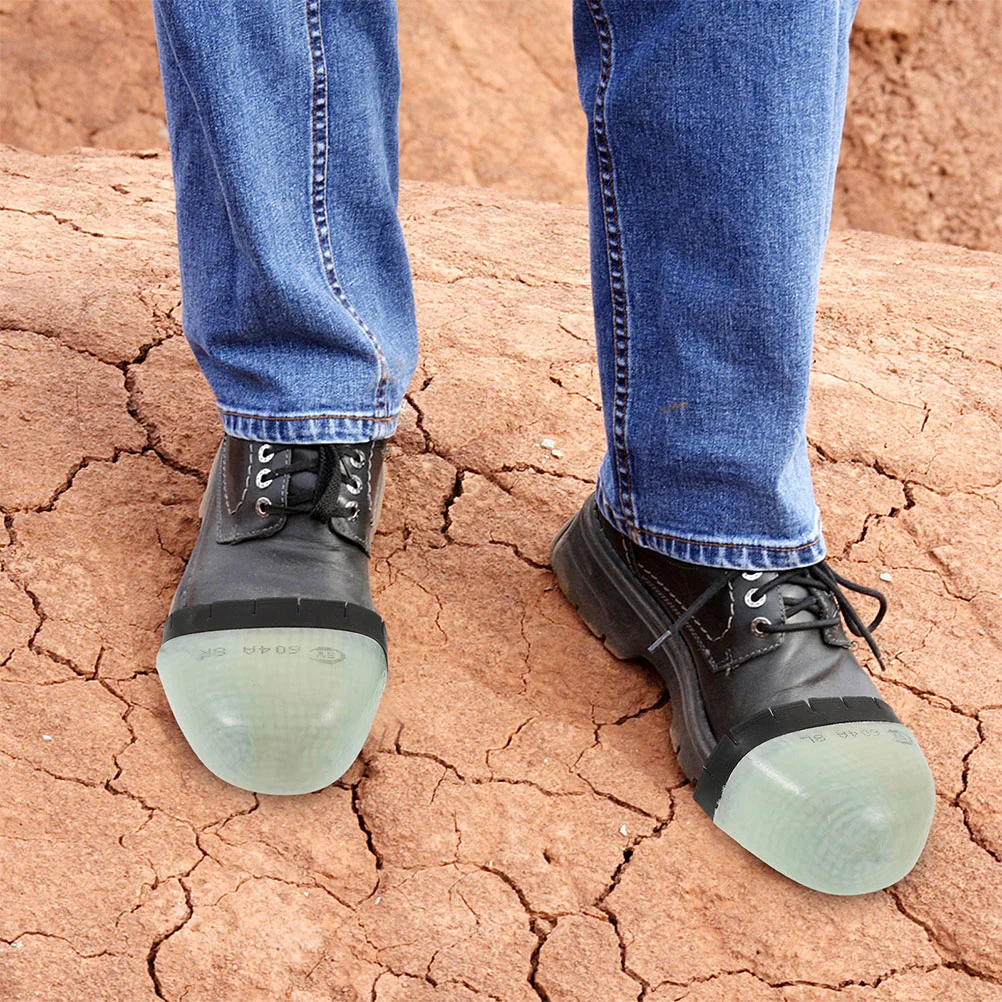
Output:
[550,495,935,895]
[157,434,388,795]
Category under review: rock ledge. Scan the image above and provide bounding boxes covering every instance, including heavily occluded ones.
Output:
[1,147,1000,1001]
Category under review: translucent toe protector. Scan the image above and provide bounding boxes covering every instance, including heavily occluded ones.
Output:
[712,721,934,895]
[157,627,386,795]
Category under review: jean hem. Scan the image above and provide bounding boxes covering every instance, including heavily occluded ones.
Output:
[595,483,827,571]
[221,410,399,445]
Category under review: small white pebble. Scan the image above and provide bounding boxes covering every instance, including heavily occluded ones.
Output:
[551,449,564,459]
[374,897,381,905]
[41,735,52,741]
[620,824,628,836]
[542,758,549,764]
[879,572,893,582]
[540,438,556,449]
[303,891,309,897]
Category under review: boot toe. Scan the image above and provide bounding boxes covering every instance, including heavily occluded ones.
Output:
[156,626,386,795]
[711,721,935,895]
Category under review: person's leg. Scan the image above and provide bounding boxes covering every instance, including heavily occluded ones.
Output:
[152,1,413,794]
[574,0,851,569]
[153,0,416,443]
[555,0,934,894]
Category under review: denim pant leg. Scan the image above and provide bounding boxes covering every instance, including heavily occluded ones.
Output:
[152,0,417,444]
[573,0,858,570]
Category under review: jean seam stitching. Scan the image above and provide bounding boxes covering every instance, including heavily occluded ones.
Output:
[307,0,390,414]
[598,488,824,556]
[586,0,635,525]
[636,526,824,553]
[220,408,397,423]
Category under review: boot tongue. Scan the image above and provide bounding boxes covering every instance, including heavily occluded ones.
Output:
[774,574,833,627]
[776,577,811,605]
[285,446,324,509]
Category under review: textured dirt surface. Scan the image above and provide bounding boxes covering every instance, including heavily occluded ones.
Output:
[1,0,999,251]
[835,0,1002,251]
[0,0,168,152]
[1,146,1001,1000]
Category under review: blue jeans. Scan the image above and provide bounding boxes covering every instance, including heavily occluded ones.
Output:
[152,0,858,571]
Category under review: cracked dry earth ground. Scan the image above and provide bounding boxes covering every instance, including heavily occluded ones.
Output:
[0,146,1000,1002]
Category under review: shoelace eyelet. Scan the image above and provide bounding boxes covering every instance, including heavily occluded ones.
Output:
[344,474,364,496]
[257,444,276,464]
[647,560,887,668]
[255,468,274,490]
[255,497,271,518]
[348,449,366,469]
[344,499,360,520]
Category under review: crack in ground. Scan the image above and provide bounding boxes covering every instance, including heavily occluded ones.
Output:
[547,372,602,412]
[403,391,433,453]
[956,715,1002,863]
[146,878,194,1001]
[119,341,209,485]
[0,929,114,960]
[476,863,559,1002]
[655,961,950,997]
[0,325,117,367]
[484,715,536,774]
[588,791,678,999]
[351,757,385,899]
[498,462,593,484]
[0,747,108,791]
[440,469,464,537]
[1,204,143,241]
[885,884,1002,984]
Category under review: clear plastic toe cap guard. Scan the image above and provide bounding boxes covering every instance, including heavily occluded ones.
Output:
[711,721,935,895]
[156,627,387,795]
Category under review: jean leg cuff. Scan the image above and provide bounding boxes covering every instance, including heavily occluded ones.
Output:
[595,484,827,572]
[220,409,400,445]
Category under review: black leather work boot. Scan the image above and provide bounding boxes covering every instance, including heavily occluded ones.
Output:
[157,435,388,795]
[551,495,935,895]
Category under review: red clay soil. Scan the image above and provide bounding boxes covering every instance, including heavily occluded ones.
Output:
[1,0,1000,251]
[1,147,1001,1000]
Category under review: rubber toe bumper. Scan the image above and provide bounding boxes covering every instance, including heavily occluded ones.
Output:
[157,625,386,795]
[707,719,935,895]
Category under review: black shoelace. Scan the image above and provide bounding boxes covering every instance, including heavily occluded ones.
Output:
[256,444,365,523]
[647,560,888,669]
